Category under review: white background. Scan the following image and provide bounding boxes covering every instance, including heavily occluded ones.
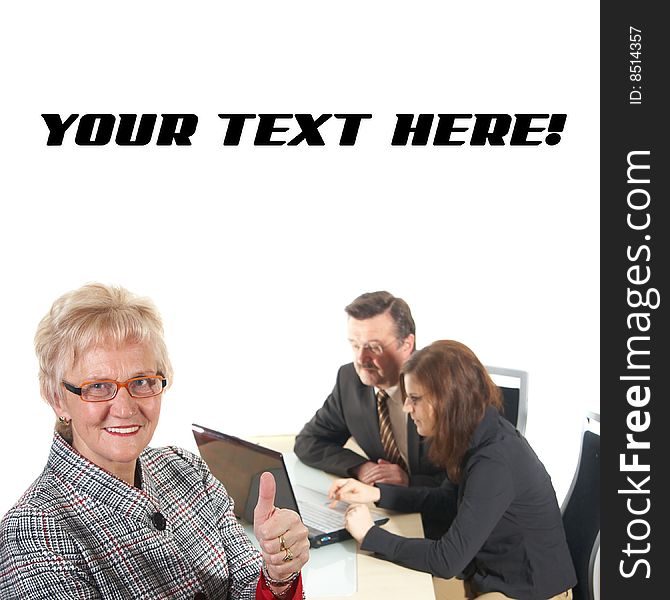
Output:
[0,1,599,516]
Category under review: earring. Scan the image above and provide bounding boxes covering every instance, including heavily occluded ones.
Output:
[58,416,71,425]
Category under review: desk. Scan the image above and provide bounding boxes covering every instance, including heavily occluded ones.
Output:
[249,436,436,600]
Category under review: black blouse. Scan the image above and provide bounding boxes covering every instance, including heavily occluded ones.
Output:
[361,407,576,600]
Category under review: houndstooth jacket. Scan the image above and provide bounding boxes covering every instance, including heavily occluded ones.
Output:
[0,434,292,600]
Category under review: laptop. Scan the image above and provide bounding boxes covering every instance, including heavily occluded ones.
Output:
[192,423,389,548]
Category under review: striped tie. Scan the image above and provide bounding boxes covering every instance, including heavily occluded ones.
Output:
[376,389,408,472]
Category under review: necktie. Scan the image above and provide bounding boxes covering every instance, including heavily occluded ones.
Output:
[376,389,408,472]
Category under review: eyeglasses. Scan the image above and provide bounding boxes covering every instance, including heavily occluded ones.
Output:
[349,340,398,356]
[62,376,167,402]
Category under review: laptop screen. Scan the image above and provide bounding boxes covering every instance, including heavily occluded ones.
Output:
[192,424,300,523]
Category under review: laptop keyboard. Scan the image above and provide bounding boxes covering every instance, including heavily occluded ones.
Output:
[297,501,345,531]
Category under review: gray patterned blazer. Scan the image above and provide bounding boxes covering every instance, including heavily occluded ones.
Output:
[0,434,265,599]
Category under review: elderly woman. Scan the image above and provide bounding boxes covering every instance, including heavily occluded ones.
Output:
[329,340,576,600]
[0,283,308,600]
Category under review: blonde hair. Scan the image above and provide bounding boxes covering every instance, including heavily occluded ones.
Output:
[35,283,173,413]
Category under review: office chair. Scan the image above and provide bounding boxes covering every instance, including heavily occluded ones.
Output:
[485,366,528,435]
[561,412,600,600]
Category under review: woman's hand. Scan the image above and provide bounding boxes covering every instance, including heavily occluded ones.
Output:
[328,478,381,505]
[253,473,309,583]
[344,504,375,543]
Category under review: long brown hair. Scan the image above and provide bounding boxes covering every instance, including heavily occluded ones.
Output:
[400,340,502,483]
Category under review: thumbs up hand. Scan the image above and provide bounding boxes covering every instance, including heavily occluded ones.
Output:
[253,472,309,584]
[253,471,278,531]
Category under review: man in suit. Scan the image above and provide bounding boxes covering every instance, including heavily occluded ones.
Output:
[294,291,445,488]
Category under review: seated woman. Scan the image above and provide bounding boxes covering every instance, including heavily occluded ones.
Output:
[329,340,576,600]
[0,283,309,600]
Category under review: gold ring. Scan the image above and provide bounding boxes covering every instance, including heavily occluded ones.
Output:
[278,534,287,551]
[282,546,294,562]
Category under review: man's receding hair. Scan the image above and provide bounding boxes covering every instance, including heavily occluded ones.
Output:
[345,291,415,342]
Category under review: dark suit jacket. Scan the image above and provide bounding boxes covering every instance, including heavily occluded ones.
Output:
[294,363,446,487]
[362,408,576,599]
